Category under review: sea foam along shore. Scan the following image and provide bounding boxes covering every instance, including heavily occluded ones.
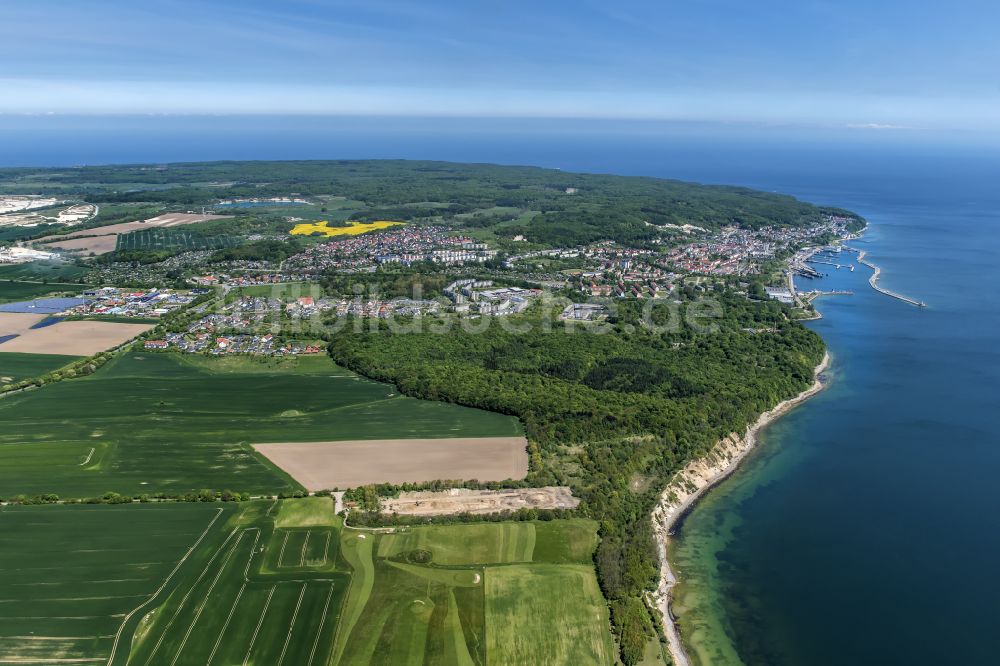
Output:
[650,350,831,666]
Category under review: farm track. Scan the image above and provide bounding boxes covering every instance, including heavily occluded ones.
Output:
[124,502,346,666]
[3,500,611,665]
[105,508,224,666]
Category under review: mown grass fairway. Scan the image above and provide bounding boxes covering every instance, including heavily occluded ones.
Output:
[531,517,602,563]
[0,351,521,498]
[374,520,599,568]
[338,556,485,666]
[0,503,228,665]
[0,350,81,383]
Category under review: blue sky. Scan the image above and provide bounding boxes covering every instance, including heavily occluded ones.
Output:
[2,0,998,130]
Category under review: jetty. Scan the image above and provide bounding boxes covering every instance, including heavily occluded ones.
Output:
[849,248,926,307]
[801,289,853,308]
[806,290,853,297]
[807,259,855,272]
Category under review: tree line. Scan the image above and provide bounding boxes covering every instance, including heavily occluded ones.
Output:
[327,291,824,664]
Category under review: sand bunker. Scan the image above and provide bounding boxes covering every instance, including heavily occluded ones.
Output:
[254,436,529,490]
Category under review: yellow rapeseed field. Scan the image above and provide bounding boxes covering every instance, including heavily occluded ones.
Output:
[290,220,404,237]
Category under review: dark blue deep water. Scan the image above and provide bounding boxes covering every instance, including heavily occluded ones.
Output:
[668,151,1000,665]
[2,116,998,664]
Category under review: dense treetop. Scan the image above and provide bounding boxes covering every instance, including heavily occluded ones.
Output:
[0,160,857,247]
[328,295,825,663]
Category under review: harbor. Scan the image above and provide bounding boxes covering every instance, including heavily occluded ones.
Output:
[792,244,926,309]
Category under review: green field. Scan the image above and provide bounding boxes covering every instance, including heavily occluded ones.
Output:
[63,314,161,324]
[0,351,521,498]
[0,279,85,303]
[0,500,348,666]
[378,522,537,565]
[334,519,610,666]
[0,260,88,282]
[228,281,325,298]
[0,502,231,665]
[127,501,348,666]
[115,228,242,252]
[0,496,608,665]
[275,495,340,528]
[485,564,613,665]
[0,351,82,383]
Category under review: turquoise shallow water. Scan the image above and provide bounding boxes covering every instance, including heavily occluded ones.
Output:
[672,158,1000,664]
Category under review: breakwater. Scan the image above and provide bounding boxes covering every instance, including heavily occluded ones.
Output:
[841,245,927,308]
[852,249,926,307]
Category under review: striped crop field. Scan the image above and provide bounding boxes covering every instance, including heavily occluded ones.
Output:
[0,498,611,666]
[115,228,241,252]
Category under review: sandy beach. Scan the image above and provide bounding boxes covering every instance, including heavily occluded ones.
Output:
[651,351,831,666]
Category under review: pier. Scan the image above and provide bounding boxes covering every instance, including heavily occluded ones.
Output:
[806,290,853,297]
[801,289,853,306]
[807,258,855,271]
[852,249,927,308]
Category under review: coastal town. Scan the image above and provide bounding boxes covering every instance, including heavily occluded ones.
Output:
[4,206,910,367]
[2,207,871,325]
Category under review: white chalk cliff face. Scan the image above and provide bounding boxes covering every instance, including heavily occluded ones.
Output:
[651,353,829,666]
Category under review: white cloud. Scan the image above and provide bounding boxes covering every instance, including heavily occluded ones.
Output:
[846,122,909,130]
[0,77,998,132]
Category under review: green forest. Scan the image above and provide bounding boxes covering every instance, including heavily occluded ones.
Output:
[328,294,825,663]
[0,160,859,248]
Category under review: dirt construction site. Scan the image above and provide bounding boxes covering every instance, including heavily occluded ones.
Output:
[381,486,580,516]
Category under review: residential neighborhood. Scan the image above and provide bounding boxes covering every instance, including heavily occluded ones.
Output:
[285,226,498,273]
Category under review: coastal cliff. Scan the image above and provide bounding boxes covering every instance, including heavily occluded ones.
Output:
[651,352,831,666]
